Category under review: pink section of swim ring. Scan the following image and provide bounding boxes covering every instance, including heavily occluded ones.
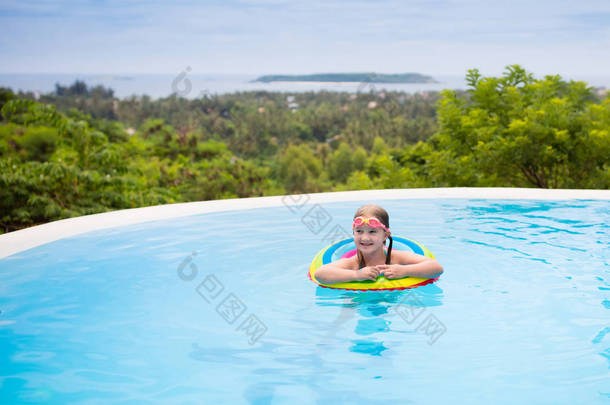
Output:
[340,249,357,259]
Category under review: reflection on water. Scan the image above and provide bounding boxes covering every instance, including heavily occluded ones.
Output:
[187,284,445,403]
[315,284,445,357]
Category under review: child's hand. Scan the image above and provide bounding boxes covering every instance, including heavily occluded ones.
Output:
[355,266,380,281]
[376,264,405,279]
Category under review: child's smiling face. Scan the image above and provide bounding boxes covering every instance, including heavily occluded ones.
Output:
[353,222,387,253]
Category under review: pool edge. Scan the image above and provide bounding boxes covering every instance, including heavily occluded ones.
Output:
[1,187,609,259]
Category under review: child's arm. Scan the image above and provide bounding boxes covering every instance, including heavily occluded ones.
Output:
[378,251,444,279]
[314,259,379,284]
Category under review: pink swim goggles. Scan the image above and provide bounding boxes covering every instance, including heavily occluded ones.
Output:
[352,216,390,233]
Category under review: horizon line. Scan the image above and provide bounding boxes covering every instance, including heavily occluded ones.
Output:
[2,71,609,79]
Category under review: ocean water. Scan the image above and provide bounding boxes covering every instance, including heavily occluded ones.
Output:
[1,73,609,100]
[0,199,609,404]
[0,73,485,99]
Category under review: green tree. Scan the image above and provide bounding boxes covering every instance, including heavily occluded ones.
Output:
[0,98,174,232]
[371,136,389,155]
[352,146,367,172]
[278,144,324,193]
[0,87,16,114]
[329,142,353,183]
[430,65,610,188]
[16,126,58,161]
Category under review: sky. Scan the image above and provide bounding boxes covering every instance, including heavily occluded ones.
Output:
[1,0,609,78]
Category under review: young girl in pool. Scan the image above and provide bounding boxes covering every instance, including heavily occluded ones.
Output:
[314,204,443,284]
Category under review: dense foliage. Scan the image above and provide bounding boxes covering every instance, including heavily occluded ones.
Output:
[402,66,610,188]
[1,65,608,233]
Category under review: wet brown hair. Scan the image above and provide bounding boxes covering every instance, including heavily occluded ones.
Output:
[353,204,393,269]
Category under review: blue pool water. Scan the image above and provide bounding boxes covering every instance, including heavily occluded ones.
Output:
[1,199,609,404]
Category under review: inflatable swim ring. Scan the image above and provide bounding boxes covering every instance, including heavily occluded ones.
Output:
[308,236,438,291]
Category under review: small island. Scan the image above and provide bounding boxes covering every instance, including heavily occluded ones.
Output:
[252,72,438,84]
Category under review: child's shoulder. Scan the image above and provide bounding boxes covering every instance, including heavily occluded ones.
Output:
[390,249,421,263]
[333,256,359,270]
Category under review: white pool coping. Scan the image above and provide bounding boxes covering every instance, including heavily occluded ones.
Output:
[0,187,608,259]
